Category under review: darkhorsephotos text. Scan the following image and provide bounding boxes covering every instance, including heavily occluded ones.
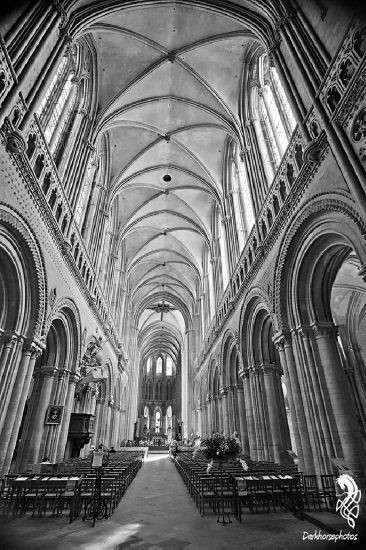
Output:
[303,531,358,542]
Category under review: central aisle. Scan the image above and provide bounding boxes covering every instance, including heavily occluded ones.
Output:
[0,455,331,549]
[73,454,321,550]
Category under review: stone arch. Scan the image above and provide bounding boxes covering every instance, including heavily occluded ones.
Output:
[0,204,47,338]
[273,195,366,478]
[44,297,82,371]
[239,286,273,367]
[207,357,218,396]
[274,195,366,331]
[220,329,237,387]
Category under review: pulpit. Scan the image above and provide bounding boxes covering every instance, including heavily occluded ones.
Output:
[67,413,95,457]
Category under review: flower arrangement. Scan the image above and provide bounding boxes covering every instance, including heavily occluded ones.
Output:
[198,432,242,463]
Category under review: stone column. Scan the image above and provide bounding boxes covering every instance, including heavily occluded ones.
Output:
[0,341,42,476]
[299,327,336,473]
[227,385,236,435]
[312,322,366,478]
[262,364,283,463]
[242,369,256,459]
[236,385,249,454]
[280,333,315,473]
[273,366,292,456]
[0,333,20,424]
[55,372,79,462]
[105,397,113,447]
[207,396,212,435]
[250,365,267,460]
[92,397,103,447]
[17,366,57,470]
[43,368,70,461]
[219,387,230,435]
[216,396,223,433]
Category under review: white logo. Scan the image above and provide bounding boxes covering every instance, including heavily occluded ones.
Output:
[336,474,361,529]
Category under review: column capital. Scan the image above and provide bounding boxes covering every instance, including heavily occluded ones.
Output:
[262,364,278,375]
[273,331,292,350]
[296,325,313,340]
[219,386,228,397]
[238,368,250,380]
[35,366,58,378]
[69,372,80,385]
[249,364,262,375]
[57,368,72,379]
[358,264,366,282]
[1,331,21,347]
[311,321,336,339]
[22,339,43,357]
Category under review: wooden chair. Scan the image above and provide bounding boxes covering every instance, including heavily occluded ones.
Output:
[320,475,336,511]
[302,475,321,511]
[197,476,217,516]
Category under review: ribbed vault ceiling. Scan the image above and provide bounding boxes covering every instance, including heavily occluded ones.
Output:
[82,2,260,359]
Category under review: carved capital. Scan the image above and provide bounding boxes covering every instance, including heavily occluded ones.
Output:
[358,264,366,282]
[239,368,250,381]
[311,322,336,339]
[69,372,80,385]
[297,326,312,340]
[1,331,20,348]
[262,364,278,375]
[250,365,262,375]
[5,129,26,155]
[36,366,58,378]
[273,331,291,350]
[21,339,40,356]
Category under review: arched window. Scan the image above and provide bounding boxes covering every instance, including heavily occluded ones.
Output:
[166,356,173,376]
[166,380,172,401]
[156,356,162,375]
[144,406,149,429]
[166,406,172,432]
[254,54,297,181]
[231,157,245,251]
[37,55,77,154]
[75,154,96,226]
[146,356,152,374]
[231,145,255,248]
[155,410,161,433]
[217,211,229,290]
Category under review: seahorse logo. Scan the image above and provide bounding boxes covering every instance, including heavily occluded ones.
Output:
[336,474,361,529]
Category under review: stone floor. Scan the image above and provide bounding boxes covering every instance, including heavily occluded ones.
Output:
[0,454,365,550]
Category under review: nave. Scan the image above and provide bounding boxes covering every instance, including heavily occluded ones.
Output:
[1,1,366,546]
[0,453,355,550]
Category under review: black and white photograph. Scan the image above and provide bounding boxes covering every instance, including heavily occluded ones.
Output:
[0,0,366,548]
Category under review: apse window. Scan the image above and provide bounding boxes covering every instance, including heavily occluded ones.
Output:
[146,357,152,373]
[156,356,163,375]
[166,355,173,376]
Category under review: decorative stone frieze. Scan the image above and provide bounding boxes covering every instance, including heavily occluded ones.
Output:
[0,36,16,108]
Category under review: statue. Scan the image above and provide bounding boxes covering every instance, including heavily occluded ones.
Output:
[81,335,104,370]
[76,336,108,398]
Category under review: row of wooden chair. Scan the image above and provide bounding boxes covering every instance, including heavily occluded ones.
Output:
[175,453,338,520]
[0,453,143,521]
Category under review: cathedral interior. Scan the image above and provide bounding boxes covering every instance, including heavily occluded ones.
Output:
[1,0,366,547]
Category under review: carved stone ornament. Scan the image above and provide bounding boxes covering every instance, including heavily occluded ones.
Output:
[352,107,366,142]
[81,335,105,369]
[5,129,26,154]
[49,288,56,310]
[303,140,322,163]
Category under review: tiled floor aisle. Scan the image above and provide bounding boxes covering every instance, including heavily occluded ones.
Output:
[0,455,355,550]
